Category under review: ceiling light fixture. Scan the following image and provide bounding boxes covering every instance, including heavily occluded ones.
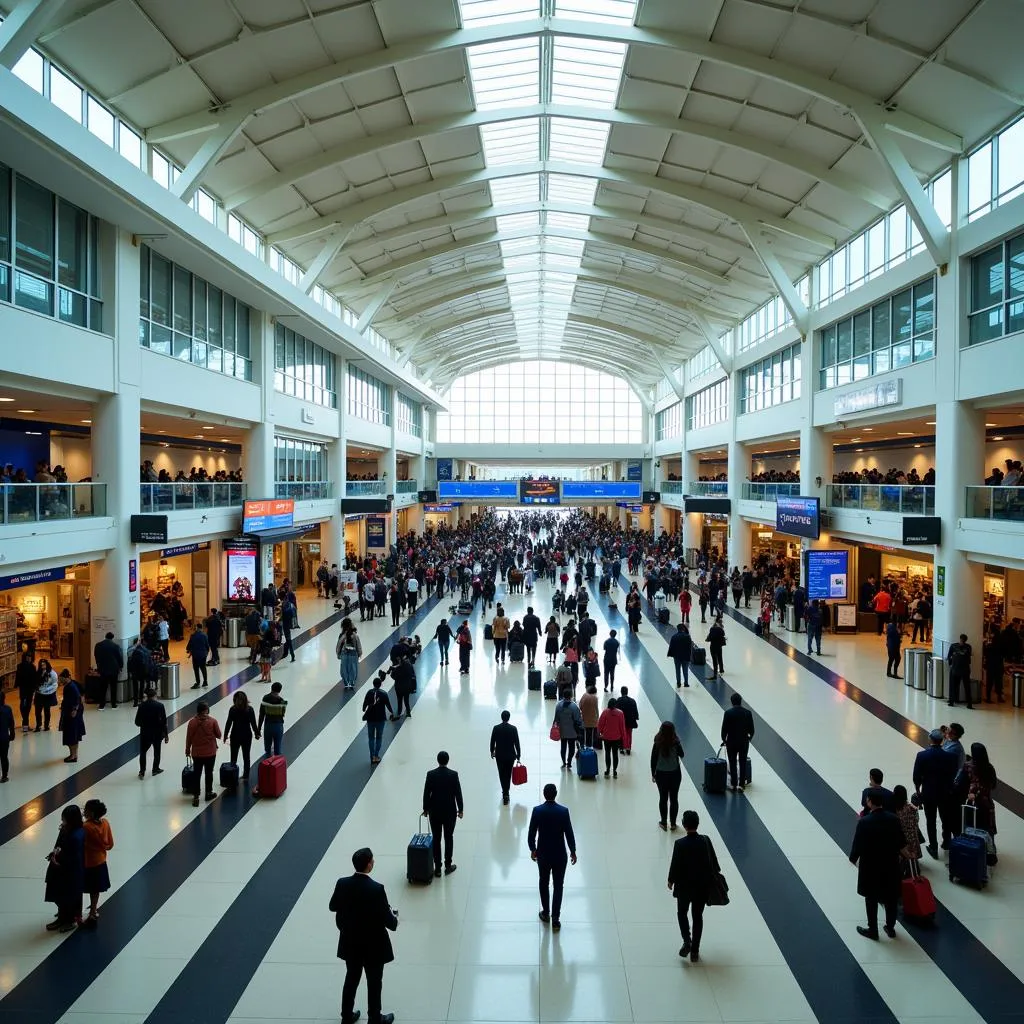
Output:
[925,420,936,425]
[897,431,914,436]
[985,422,997,427]
[81,419,91,424]
[863,428,873,432]
[992,435,1005,441]
[0,397,14,403]
[913,444,922,448]
[202,426,215,430]
[16,409,36,414]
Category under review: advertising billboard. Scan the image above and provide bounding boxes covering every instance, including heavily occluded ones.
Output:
[776,495,820,540]
[242,498,295,533]
[367,516,387,548]
[519,479,560,504]
[438,480,518,499]
[562,481,642,500]
[225,540,258,602]
[806,549,849,600]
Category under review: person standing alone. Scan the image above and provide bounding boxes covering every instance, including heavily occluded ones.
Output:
[947,633,974,709]
[329,847,398,1024]
[422,751,464,877]
[528,783,577,932]
[93,631,123,710]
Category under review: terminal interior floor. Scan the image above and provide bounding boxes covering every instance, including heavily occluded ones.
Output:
[0,571,1022,1024]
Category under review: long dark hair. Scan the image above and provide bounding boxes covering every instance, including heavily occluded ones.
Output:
[654,720,679,754]
[61,804,83,830]
[970,742,997,789]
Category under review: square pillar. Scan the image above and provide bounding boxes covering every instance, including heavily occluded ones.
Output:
[727,439,751,570]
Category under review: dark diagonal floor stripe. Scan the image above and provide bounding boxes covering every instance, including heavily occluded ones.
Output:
[0,597,444,1024]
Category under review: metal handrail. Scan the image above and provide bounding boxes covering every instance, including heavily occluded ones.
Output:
[825,483,936,515]
[274,481,334,501]
[395,479,418,494]
[660,480,682,494]
[741,482,801,501]
[139,482,247,512]
[688,481,728,496]
[0,482,107,524]
[346,480,385,496]
[965,485,1024,521]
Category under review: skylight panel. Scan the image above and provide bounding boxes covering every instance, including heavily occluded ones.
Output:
[480,118,539,166]
[549,118,610,166]
[501,236,539,257]
[496,212,540,232]
[551,38,626,108]
[467,38,540,109]
[546,212,591,232]
[490,173,540,204]
[459,0,539,28]
[554,0,638,25]
[547,173,598,204]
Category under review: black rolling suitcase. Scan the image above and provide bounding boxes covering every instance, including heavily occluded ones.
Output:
[220,762,240,789]
[457,600,473,615]
[181,759,200,796]
[509,641,525,663]
[407,815,434,884]
[543,680,558,699]
[703,747,727,793]
[691,646,706,667]
[484,624,493,640]
[528,668,542,690]
[658,608,670,625]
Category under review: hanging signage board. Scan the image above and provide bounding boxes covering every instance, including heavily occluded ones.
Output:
[160,541,210,558]
[367,516,387,548]
[0,566,67,591]
[242,498,295,533]
[902,516,941,545]
[130,514,168,543]
[776,495,821,540]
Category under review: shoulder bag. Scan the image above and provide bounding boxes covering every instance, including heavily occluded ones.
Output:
[703,836,730,906]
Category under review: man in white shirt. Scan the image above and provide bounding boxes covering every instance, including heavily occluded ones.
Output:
[406,575,420,615]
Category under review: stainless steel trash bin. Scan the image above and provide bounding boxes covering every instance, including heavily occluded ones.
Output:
[785,605,796,632]
[928,656,945,699]
[159,661,180,700]
[225,618,243,649]
[913,650,927,690]
[905,650,918,688]
[1013,671,1024,709]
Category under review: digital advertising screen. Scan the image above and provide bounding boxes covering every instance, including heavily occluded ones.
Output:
[242,498,295,533]
[806,549,849,600]
[519,479,560,505]
[438,480,519,499]
[225,541,258,602]
[366,516,387,549]
[776,494,821,540]
[561,481,642,500]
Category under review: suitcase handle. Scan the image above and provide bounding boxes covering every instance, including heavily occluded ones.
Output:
[962,802,978,833]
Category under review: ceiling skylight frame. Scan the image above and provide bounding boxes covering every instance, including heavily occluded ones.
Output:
[548,117,611,166]
[480,118,541,166]
[547,173,598,204]
[489,173,541,205]
[553,0,638,26]
[459,0,540,29]
[467,38,541,109]
[551,38,627,109]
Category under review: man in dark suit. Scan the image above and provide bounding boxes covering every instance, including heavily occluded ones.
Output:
[913,728,957,858]
[489,710,521,805]
[616,686,639,755]
[422,750,464,877]
[329,846,398,1024]
[666,623,692,688]
[849,792,904,940]
[522,606,542,668]
[528,783,577,931]
[93,631,123,709]
[859,768,894,816]
[720,692,755,793]
[667,809,721,962]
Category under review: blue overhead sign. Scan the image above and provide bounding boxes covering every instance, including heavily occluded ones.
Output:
[562,481,642,500]
[0,566,66,591]
[438,480,518,499]
[776,494,820,540]
[806,549,849,600]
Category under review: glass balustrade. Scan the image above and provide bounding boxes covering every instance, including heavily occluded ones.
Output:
[965,486,1024,521]
[825,484,935,515]
[275,482,333,501]
[346,480,385,496]
[395,479,419,494]
[741,482,802,501]
[140,482,246,512]
[688,481,728,496]
[660,481,682,494]
[0,483,107,524]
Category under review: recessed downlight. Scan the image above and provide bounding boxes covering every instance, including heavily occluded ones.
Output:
[897,431,914,436]
[0,397,14,403]
[81,419,91,424]
[993,435,1005,441]
[985,422,997,427]
[17,409,36,414]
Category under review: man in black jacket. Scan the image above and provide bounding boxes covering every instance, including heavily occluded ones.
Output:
[720,693,755,792]
[422,750,464,876]
[94,631,124,709]
[522,606,542,668]
[205,609,223,666]
[329,847,398,1024]
[666,623,693,688]
[667,809,721,962]
[859,768,894,816]
[849,793,904,940]
[489,710,522,804]
[913,729,957,858]
[616,686,639,756]
[135,687,168,778]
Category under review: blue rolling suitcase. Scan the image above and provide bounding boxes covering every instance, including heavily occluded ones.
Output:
[576,747,599,779]
[407,815,434,884]
[949,806,989,887]
[181,760,200,796]
[703,747,727,793]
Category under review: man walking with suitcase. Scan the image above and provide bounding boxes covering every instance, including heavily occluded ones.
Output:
[422,751,464,877]
[528,783,577,931]
[330,847,398,1024]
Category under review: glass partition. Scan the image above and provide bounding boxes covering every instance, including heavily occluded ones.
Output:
[139,482,246,512]
[825,484,935,515]
[0,483,106,523]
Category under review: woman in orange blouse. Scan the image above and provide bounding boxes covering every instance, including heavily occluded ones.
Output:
[82,798,113,925]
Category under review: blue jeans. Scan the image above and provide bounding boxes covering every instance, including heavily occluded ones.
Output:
[807,626,822,653]
[263,721,284,757]
[340,652,359,687]
[367,719,385,759]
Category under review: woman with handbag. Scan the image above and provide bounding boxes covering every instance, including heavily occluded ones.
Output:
[667,809,726,962]
[34,659,59,732]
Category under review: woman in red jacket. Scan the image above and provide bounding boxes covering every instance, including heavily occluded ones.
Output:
[598,698,628,779]
[679,589,692,626]
[184,702,222,807]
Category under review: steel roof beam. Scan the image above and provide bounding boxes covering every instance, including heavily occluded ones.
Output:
[0,0,70,68]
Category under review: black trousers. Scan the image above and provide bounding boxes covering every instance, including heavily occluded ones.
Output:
[407,592,418,613]
[496,758,514,797]
[949,672,973,706]
[922,797,951,848]
[526,642,537,666]
[438,641,449,665]
[193,754,215,795]
[886,650,901,676]
[676,897,705,950]
[864,897,897,933]
[208,639,220,664]
[655,769,681,825]
[98,673,118,707]
[342,958,384,1021]
[395,690,412,716]
[725,740,749,789]
[34,695,52,729]
[560,737,577,764]
[281,632,294,660]
[429,813,456,868]
[0,740,9,778]
[391,605,401,626]
[459,646,471,672]
[876,611,890,635]
[603,661,615,687]
[538,857,567,921]
[139,733,163,773]
[494,638,507,661]
[604,739,620,772]
[192,657,208,686]
[709,646,724,676]
[130,674,145,704]
[230,734,253,773]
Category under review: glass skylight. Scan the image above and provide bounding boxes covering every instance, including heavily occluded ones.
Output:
[467,38,540,109]
[546,212,591,232]
[496,212,540,232]
[554,0,638,25]
[551,38,627,108]
[480,118,540,165]
[547,173,598,204]
[490,173,540,204]
[549,118,610,165]
[459,0,539,28]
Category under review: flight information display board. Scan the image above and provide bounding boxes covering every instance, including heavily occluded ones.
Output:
[806,549,849,600]
[519,479,559,504]
[561,481,642,500]
[437,481,518,499]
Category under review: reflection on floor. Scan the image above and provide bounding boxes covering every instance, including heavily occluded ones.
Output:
[0,571,1020,1024]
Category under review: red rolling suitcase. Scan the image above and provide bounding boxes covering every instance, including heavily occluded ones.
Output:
[901,859,936,920]
[258,755,287,798]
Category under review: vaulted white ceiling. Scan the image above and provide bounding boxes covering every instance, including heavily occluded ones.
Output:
[17,0,1024,389]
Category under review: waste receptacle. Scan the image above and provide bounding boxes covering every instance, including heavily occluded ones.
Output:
[905,649,918,688]
[785,605,796,632]
[913,651,927,691]
[159,661,180,700]
[928,656,945,699]
[1013,670,1024,708]
[225,618,243,649]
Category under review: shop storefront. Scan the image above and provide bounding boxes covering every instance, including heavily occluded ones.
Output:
[270,524,323,588]
[749,523,802,564]
[0,563,93,683]
[423,503,455,530]
[139,541,216,635]
[983,565,1024,635]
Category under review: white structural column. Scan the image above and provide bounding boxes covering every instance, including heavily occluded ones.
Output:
[244,315,277,499]
[682,449,701,557]
[320,437,347,569]
[727,438,751,570]
[385,388,399,547]
[90,230,141,664]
